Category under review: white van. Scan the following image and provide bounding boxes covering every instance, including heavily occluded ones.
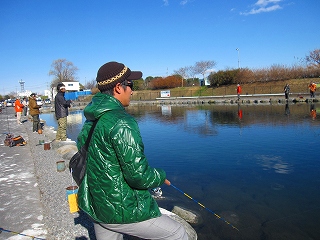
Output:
[6,99,15,107]
[36,97,43,106]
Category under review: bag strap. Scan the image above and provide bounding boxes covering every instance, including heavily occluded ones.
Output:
[83,120,98,150]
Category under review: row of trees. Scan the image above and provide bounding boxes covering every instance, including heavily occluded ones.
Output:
[138,61,216,90]
[209,64,320,87]
[48,49,320,91]
[0,94,15,101]
[47,59,215,91]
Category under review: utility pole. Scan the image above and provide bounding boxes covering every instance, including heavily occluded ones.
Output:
[19,79,25,95]
[236,48,240,69]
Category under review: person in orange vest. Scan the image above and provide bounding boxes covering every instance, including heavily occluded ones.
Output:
[308,81,317,98]
[14,98,25,124]
[237,84,242,100]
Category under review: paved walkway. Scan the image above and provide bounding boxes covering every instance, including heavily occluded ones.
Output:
[0,107,47,239]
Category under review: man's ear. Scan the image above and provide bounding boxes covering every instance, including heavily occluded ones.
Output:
[114,83,122,94]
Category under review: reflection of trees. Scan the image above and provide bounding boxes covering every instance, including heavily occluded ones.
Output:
[128,105,186,123]
[182,110,218,136]
[128,105,218,136]
[208,103,320,126]
[127,103,320,131]
[210,109,239,125]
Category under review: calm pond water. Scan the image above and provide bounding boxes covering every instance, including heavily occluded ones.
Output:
[41,102,320,240]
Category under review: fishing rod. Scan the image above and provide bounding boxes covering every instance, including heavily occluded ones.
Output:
[0,227,46,240]
[165,179,239,231]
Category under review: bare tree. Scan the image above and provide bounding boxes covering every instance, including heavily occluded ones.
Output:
[84,79,97,90]
[305,49,320,68]
[49,59,79,88]
[173,67,189,87]
[188,65,198,81]
[194,60,217,80]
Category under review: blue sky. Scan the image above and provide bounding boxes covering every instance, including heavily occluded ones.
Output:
[1,0,319,95]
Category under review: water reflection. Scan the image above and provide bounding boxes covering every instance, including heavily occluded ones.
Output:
[161,105,172,116]
[182,110,217,136]
[67,111,83,124]
[40,103,320,240]
[237,104,243,120]
[310,104,317,120]
[285,103,290,116]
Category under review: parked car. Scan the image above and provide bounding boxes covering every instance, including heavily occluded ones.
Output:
[44,99,51,104]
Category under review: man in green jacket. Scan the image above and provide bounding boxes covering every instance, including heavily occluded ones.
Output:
[77,61,188,240]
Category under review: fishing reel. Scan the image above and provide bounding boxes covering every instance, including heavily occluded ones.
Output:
[151,187,163,198]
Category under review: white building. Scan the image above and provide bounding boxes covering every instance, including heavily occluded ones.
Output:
[62,81,80,91]
[44,89,52,100]
[204,76,211,86]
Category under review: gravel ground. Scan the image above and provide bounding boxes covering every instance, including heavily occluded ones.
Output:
[30,132,96,239]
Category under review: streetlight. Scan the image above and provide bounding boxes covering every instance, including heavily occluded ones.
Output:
[236,48,240,69]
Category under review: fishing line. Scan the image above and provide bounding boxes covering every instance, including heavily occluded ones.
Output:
[167,181,239,231]
[0,227,46,239]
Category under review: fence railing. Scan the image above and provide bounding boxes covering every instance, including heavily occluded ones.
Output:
[65,90,92,101]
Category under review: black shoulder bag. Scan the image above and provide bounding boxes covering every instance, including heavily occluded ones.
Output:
[69,120,98,186]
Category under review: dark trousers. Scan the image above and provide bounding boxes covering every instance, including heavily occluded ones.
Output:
[32,114,40,132]
[285,93,289,99]
[310,91,315,98]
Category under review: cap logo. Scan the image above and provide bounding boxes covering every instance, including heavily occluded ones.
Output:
[97,66,128,87]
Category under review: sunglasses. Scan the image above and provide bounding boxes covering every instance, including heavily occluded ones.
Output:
[122,80,133,89]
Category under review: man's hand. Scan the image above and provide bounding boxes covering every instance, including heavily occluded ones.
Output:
[164,179,171,186]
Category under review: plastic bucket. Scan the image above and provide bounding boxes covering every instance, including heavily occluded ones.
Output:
[56,160,66,172]
[66,186,78,200]
[44,142,50,150]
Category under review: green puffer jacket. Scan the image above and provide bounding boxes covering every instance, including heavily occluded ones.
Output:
[77,92,166,224]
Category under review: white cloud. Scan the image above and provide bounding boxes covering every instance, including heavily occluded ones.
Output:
[255,0,282,7]
[163,0,190,7]
[241,0,283,15]
[180,0,188,5]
